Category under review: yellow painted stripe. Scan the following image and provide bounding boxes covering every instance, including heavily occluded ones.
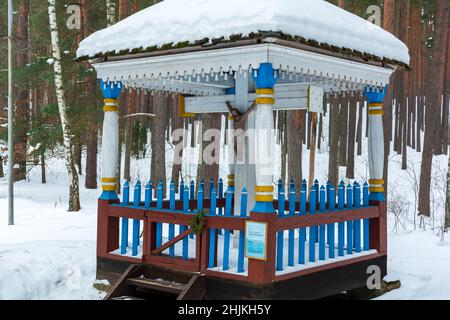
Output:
[369,187,384,193]
[104,106,119,112]
[102,177,117,183]
[368,103,383,108]
[256,88,274,95]
[102,184,118,191]
[256,97,275,105]
[255,195,274,202]
[255,186,274,192]
[227,175,235,180]
[228,115,236,121]
[104,98,118,104]
[369,179,384,185]
[369,110,384,116]
[228,181,235,187]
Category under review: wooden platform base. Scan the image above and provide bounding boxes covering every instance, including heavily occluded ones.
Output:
[97,255,387,300]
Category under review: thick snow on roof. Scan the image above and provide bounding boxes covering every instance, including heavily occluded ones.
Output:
[77,0,410,65]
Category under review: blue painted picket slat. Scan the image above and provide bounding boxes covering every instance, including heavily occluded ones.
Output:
[276,186,285,271]
[197,184,204,213]
[209,179,215,198]
[309,186,317,262]
[237,188,248,273]
[218,178,224,235]
[132,181,141,256]
[298,182,307,264]
[363,182,370,251]
[120,181,130,254]
[156,181,164,248]
[190,180,195,200]
[288,184,295,267]
[169,182,176,257]
[208,188,217,268]
[182,185,189,260]
[326,181,331,245]
[328,185,336,259]
[353,182,362,253]
[223,190,233,271]
[179,179,184,200]
[313,179,320,242]
[319,186,326,261]
[346,184,354,255]
[338,182,345,256]
[144,181,152,208]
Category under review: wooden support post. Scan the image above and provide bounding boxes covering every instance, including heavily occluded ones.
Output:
[99,80,122,201]
[247,63,278,285]
[308,112,318,193]
[365,86,388,255]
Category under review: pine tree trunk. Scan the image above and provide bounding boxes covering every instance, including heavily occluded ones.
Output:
[48,0,80,212]
[85,127,98,189]
[308,113,318,193]
[418,0,449,217]
[151,92,168,196]
[328,97,340,187]
[13,0,30,182]
[287,110,303,191]
[196,114,221,197]
[171,95,184,190]
[124,91,134,182]
[338,97,348,167]
[41,150,46,184]
[346,96,357,179]
[0,156,4,178]
[356,97,363,156]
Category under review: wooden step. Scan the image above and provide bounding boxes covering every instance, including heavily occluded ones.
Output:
[127,277,186,295]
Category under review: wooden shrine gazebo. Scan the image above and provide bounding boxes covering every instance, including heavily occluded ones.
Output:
[77,0,409,300]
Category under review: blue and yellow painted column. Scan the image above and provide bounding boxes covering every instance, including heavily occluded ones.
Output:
[364,86,387,202]
[251,63,278,213]
[99,80,123,200]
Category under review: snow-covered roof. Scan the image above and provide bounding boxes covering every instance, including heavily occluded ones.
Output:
[76,0,410,66]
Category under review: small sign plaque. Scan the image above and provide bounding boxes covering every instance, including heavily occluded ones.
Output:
[308,85,324,113]
[245,221,268,261]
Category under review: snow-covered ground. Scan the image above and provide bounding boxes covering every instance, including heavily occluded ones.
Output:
[0,112,448,300]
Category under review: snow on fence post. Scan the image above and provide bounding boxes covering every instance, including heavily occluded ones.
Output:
[169,181,176,257]
[223,189,233,271]
[288,183,296,267]
[319,186,326,261]
[363,182,370,251]
[156,181,164,248]
[309,185,317,262]
[237,188,248,273]
[276,186,285,271]
[208,187,217,268]
[346,184,354,255]
[182,185,189,260]
[353,182,362,253]
[120,181,130,254]
[298,181,307,264]
[132,181,141,256]
[338,182,345,256]
[328,185,336,259]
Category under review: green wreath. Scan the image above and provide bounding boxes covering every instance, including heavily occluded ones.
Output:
[190,210,207,235]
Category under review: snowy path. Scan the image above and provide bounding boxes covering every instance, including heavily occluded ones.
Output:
[0,160,105,300]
